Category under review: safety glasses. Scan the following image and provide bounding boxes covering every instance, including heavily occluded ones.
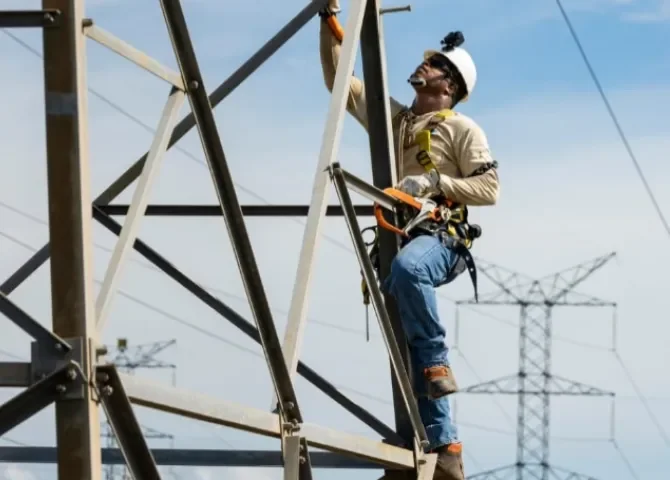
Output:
[427,54,452,73]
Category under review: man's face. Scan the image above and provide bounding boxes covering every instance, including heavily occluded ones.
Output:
[411,54,451,91]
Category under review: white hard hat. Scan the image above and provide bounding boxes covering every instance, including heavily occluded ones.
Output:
[423,46,477,102]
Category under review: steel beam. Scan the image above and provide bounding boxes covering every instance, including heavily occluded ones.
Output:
[160,0,307,426]
[91,206,402,444]
[82,21,185,89]
[0,362,32,388]
[276,0,368,417]
[0,0,325,296]
[0,9,61,28]
[95,87,185,332]
[329,164,428,449]
[0,292,71,352]
[359,0,415,455]
[97,204,375,217]
[0,447,383,468]
[121,372,415,470]
[41,1,102,479]
[96,365,161,480]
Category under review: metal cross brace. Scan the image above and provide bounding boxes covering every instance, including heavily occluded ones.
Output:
[157,0,305,429]
[96,365,162,479]
[328,163,430,454]
[0,360,83,437]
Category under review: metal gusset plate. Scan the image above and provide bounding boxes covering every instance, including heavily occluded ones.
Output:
[96,364,162,480]
[0,292,71,353]
[0,361,80,436]
[329,165,429,448]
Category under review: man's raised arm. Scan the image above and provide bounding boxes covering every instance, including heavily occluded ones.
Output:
[319,1,404,131]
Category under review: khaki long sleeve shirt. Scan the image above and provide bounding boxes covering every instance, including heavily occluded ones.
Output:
[319,20,500,207]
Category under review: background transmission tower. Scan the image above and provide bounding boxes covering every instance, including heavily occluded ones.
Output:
[102,338,178,480]
[456,253,618,480]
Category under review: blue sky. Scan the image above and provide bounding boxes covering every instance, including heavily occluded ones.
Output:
[1,0,670,479]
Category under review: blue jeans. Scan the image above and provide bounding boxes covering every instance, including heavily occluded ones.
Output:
[383,233,460,450]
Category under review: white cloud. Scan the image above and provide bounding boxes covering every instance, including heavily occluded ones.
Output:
[623,0,670,21]
[0,465,37,480]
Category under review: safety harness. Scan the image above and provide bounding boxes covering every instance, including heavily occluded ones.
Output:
[360,108,497,336]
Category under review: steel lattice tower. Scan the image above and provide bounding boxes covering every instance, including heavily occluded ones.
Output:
[102,339,177,480]
[456,253,617,480]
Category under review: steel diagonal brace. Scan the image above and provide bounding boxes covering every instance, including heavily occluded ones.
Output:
[95,87,186,333]
[0,361,81,436]
[0,292,71,353]
[90,206,402,445]
[328,163,429,450]
[96,365,161,480]
[158,0,302,426]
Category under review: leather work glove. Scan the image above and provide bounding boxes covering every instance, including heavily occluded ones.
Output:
[394,173,438,198]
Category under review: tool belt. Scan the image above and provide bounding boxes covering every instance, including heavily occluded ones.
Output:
[361,191,480,307]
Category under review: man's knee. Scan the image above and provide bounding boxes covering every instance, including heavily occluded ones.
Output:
[390,237,440,284]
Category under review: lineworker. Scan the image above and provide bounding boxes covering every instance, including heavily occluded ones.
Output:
[318,2,500,479]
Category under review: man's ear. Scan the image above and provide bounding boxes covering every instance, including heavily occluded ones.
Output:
[445,79,458,97]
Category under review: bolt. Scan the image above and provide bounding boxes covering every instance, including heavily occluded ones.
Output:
[285,401,295,410]
[55,343,62,351]
[299,456,306,465]
[189,80,199,90]
[66,368,77,380]
[380,5,412,15]
[44,13,53,23]
[102,385,113,396]
[55,384,66,394]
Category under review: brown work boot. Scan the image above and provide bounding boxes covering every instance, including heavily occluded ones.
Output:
[433,442,464,480]
[423,365,458,398]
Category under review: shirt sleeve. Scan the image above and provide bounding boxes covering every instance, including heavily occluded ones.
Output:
[435,120,500,206]
[319,18,404,131]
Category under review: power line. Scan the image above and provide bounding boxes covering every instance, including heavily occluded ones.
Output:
[0,231,655,479]
[0,28,610,353]
[613,352,670,448]
[0,198,616,353]
[555,0,670,239]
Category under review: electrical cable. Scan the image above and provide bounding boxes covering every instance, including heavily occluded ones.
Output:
[0,229,653,478]
[611,438,641,480]
[1,19,658,476]
[553,3,670,462]
[0,198,615,353]
[613,352,670,448]
[0,26,576,349]
[0,28,354,256]
[555,0,670,239]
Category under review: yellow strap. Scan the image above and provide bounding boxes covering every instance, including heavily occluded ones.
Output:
[412,108,475,247]
[414,109,455,173]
